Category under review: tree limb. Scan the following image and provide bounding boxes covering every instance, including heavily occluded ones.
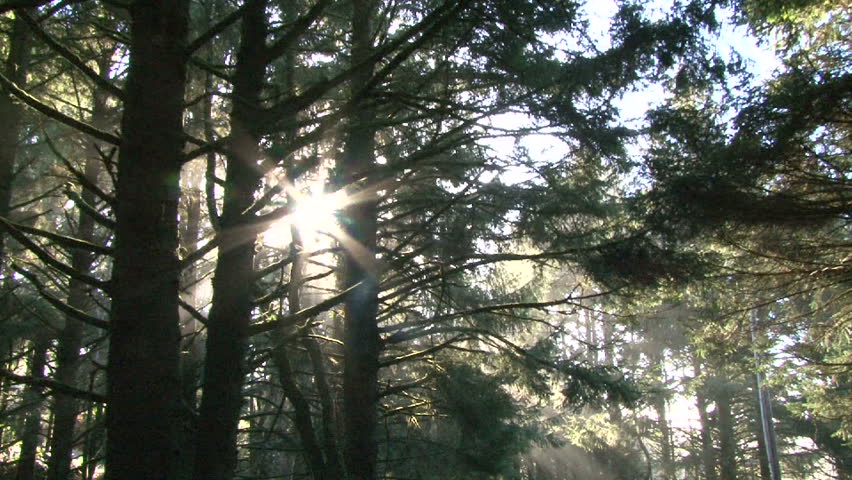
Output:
[0,217,110,291]
[19,11,124,100]
[0,71,121,145]
[0,369,106,404]
[11,263,109,330]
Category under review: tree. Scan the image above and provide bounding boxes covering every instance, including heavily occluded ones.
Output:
[106,1,190,479]
[5,2,827,480]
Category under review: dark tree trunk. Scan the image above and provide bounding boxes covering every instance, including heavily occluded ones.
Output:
[273,216,342,480]
[15,338,49,480]
[693,358,716,480]
[106,1,190,479]
[714,380,738,480]
[192,2,268,479]
[46,72,109,480]
[752,384,772,480]
[0,10,32,268]
[274,341,327,480]
[305,336,343,478]
[341,3,380,479]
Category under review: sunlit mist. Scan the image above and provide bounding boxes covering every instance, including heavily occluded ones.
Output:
[262,185,348,249]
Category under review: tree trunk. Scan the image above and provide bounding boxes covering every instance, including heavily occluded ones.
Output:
[46,69,109,480]
[341,3,380,479]
[602,316,622,423]
[192,2,268,479]
[692,358,716,480]
[0,10,32,269]
[272,214,342,480]
[15,338,49,480]
[714,380,738,480]
[106,1,190,479]
[305,336,343,478]
[752,386,772,480]
[651,351,674,479]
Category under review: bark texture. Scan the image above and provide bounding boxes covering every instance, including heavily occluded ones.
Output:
[341,2,380,479]
[0,11,31,267]
[106,1,190,479]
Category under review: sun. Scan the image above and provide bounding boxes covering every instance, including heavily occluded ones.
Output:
[262,186,348,249]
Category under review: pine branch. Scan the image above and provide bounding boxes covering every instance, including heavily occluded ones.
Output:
[256,0,470,132]
[0,369,106,404]
[0,71,121,145]
[248,283,358,336]
[1,216,111,256]
[0,73,121,145]
[64,189,115,230]
[178,297,207,326]
[262,0,331,62]
[186,2,250,55]
[18,11,124,100]
[179,236,218,270]
[379,335,467,367]
[11,263,109,330]
[0,217,110,291]
[0,0,53,15]
[41,108,115,209]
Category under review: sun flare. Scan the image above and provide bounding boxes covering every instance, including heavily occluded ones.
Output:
[262,187,348,249]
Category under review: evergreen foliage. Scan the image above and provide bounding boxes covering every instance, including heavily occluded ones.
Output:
[0,0,847,479]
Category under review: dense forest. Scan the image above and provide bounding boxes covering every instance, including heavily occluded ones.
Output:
[0,0,848,479]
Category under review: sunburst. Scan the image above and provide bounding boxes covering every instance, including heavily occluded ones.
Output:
[262,184,348,249]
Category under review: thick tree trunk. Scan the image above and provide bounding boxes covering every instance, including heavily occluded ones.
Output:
[192,2,267,479]
[106,1,190,479]
[15,338,49,480]
[341,3,380,479]
[0,10,32,268]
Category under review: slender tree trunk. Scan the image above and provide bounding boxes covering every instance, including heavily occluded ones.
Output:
[15,338,49,480]
[305,336,343,478]
[651,351,674,479]
[81,400,104,480]
[714,380,738,480]
[273,213,342,480]
[273,222,326,477]
[341,3,381,479]
[602,316,622,423]
[0,10,32,269]
[752,383,772,480]
[192,2,268,479]
[46,72,109,480]
[106,1,190,479]
[693,358,717,480]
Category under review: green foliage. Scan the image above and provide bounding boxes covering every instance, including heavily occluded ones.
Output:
[558,362,642,411]
[432,362,536,478]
